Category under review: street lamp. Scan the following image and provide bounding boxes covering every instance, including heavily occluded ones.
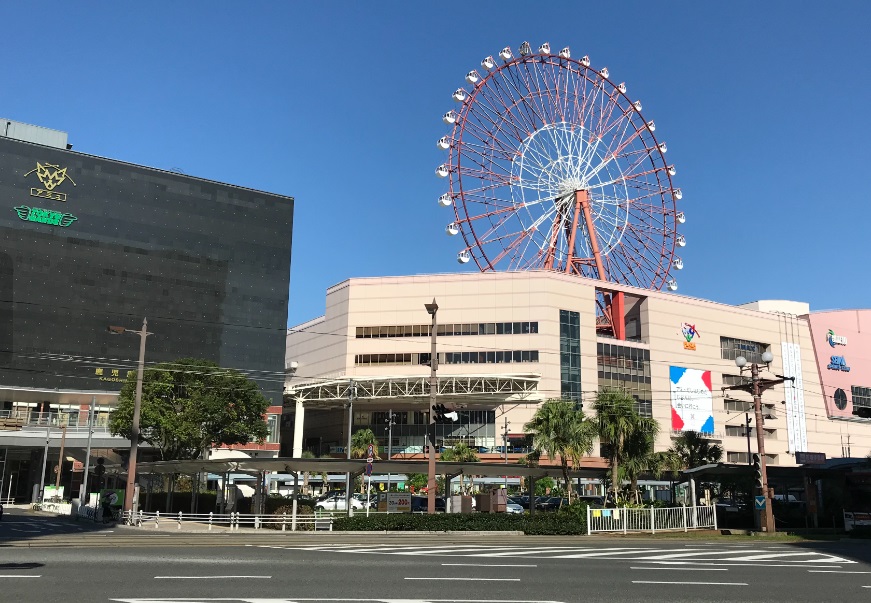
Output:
[108,317,152,516]
[424,298,438,515]
[724,350,793,533]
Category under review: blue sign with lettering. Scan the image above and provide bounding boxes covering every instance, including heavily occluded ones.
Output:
[827,355,851,372]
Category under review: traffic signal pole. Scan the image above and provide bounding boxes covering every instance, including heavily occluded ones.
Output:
[425,299,439,515]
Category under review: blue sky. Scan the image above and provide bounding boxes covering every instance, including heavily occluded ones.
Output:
[3,2,869,327]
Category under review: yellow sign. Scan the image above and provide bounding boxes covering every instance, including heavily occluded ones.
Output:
[683,341,697,351]
[94,367,135,383]
[24,162,77,202]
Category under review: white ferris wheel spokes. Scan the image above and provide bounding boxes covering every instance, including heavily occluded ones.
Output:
[436,42,684,292]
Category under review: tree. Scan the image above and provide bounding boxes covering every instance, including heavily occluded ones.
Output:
[524,399,596,504]
[109,358,270,460]
[350,429,379,459]
[300,450,316,495]
[441,442,479,494]
[592,388,658,505]
[407,472,428,493]
[669,431,724,469]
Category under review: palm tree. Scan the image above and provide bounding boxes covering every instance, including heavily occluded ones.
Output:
[300,450,316,495]
[592,388,659,505]
[669,431,723,469]
[441,442,479,494]
[524,399,596,503]
[350,428,379,459]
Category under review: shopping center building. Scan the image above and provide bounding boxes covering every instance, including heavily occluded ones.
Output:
[0,120,294,501]
[285,271,871,467]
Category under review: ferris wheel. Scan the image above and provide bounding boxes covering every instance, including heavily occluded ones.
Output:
[436,41,685,292]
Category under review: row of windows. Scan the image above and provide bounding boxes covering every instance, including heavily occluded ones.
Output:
[355,322,539,338]
[560,310,582,403]
[720,336,769,364]
[852,386,871,408]
[723,398,776,414]
[597,342,653,417]
[354,350,540,366]
[727,452,778,464]
[725,425,777,439]
[354,410,496,426]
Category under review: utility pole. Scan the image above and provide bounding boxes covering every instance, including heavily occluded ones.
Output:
[425,299,439,515]
[345,379,355,517]
[502,417,509,492]
[80,397,96,503]
[35,424,50,503]
[723,352,794,533]
[108,318,151,515]
[385,409,395,494]
[54,425,67,490]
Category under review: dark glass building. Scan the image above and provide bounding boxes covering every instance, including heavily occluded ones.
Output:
[0,131,293,403]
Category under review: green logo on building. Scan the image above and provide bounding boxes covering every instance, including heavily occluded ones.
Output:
[14,205,77,227]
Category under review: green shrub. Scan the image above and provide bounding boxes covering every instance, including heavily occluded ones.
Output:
[264,504,315,531]
[333,509,585,535]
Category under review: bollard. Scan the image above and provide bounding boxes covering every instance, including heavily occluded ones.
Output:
[178,511,182,530]
[232,512,238,531]
[209,511,213,531]
[155,510,160,529]
[255,515,260,530]
[282,512,287,532]
[138,510,143,527]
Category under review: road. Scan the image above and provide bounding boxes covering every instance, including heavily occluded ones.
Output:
[1,509,870,602]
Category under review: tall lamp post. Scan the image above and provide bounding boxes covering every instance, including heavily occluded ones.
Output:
[108,318,152,515]
[424,299,439,515]
[723,350,794,533]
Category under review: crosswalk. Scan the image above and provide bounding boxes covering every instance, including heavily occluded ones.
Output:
[254,543,855,565]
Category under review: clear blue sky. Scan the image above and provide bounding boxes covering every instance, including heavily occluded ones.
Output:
[3,2,869,327]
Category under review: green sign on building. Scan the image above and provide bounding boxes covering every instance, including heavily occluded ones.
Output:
[14,205,77,227]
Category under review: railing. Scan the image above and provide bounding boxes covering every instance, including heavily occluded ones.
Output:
[105,510,335,531]
[587,505,717,535]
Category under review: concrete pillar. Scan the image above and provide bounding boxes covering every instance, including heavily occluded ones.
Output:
[292,397,305,458]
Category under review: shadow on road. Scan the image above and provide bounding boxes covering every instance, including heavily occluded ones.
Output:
[0,508,127,545]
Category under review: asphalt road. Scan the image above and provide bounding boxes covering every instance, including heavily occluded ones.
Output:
[2,509,870,602]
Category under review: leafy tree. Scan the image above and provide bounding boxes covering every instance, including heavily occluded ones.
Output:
[109,358,270,460]
[592,388,658,504]
[524,399,596,503]
[350,428,380,459]
[669,431,724,469]
[300,450,316,495]
[441,442,479,494]
[407,472,428,493]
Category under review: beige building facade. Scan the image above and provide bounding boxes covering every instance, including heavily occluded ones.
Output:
[285,271,871,466]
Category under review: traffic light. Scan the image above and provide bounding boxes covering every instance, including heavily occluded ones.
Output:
[431,403,459,423]
[752,453,763,491]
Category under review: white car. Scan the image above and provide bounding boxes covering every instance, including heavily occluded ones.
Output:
[315,493,364,511]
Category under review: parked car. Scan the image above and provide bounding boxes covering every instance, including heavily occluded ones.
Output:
[505,501,524,514]
[352,493,377,509]
[314,492,364,511]
[575,496,605,507]
[410,496,446,513]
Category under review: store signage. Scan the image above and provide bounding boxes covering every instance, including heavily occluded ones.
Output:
[827,329,847,347]
[681,322,700,351]
[795,451,826,465]
[24,162,76,202]
[14,205,77,227]
[94,367,134,383]
[827,355,850,372]
[670,366,714,434]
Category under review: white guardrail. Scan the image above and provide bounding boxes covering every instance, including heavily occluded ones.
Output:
[76,506,336,531]
[587,505,717,535]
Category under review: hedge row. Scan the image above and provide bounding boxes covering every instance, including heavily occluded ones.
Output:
[333,510,586,535]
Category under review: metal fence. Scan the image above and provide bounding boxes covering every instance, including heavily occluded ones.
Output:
[587,505,717,534]
[75,508,336,531]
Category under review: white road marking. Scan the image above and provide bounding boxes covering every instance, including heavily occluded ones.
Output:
[441,563,537,567]
[631,567,728,571]
[0,575,41,578]
[405,577,521,581]
[112,599,567,602]
[633,580,748,586]
[647,561,844,568]
[808,570,871,574]
[154,575,272,579]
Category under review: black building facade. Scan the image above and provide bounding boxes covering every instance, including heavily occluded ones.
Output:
[0,136,293,403]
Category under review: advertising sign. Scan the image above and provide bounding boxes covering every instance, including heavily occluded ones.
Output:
[386,493,411,513]
[670,366,714,434]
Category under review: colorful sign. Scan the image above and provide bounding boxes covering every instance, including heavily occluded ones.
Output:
[826,329,847,347]
[14,205,77,227]
[670,366,714,434]
[681,323,700,351]
[24,162,77,202]
[385,492,411,512]
[827,355,851,372]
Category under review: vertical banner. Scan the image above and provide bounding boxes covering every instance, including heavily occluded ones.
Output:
[782,342,807,453]
[670,366,714,434]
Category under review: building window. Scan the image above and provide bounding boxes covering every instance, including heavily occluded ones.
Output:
[597,342,652,416]
[852,386,871,409]
[354,321,538,338]
[727,451,777,464]
[266,414,280,443]
[724,399,753,413]
[559,310,581,404]
[720,337,769,364]
[355,350,539,366]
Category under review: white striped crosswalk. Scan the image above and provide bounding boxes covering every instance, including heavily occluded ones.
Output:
[254,543,855,565]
